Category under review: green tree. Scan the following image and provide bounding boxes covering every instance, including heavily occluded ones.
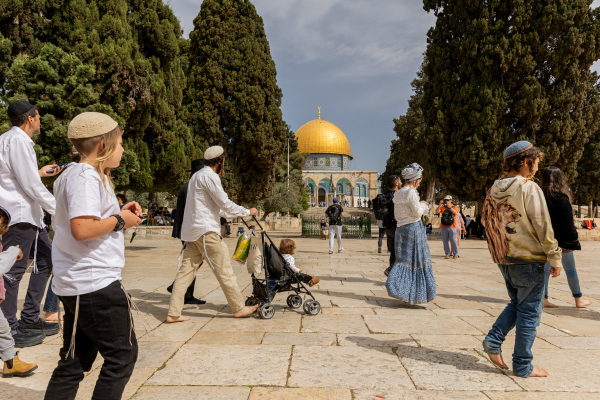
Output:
[2,0,199,194]
[382,67,435,201]
[183,0,287,203]
[422,0,600,201]
[572,128,600,215]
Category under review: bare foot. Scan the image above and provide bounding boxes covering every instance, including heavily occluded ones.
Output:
[233,305,259,318]
[528,365,549,377]
[488,353,509,370]
[575,298,593,308]
[166,315,190,323]
[544,299,559,308]
[44,312,63,322]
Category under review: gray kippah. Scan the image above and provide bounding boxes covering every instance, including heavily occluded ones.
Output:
[504,141,533,159]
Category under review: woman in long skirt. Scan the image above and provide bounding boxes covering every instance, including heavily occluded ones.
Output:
[386,163,436,305]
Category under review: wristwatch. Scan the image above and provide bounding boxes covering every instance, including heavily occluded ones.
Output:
[112,214,125,231]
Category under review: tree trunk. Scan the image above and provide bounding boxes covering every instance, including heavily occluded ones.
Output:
[148,192,159,210]
[426,179,436,220]
[589,201,594,218]
[476,199,485,217]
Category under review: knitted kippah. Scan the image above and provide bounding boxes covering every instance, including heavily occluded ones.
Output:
[504,141,533,160]
[204,145,224,160]
[68,112,119,139]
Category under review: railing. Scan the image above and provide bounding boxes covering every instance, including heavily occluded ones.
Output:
[302,217,372,238]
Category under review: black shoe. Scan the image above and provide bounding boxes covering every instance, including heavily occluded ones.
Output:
[384,266,392,277]
[11,326,46,348]
[184,297,206,305]
[19,319,59,336]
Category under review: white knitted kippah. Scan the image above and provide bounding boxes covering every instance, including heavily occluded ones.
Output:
[204,145,224,160]
[68,112,119,139]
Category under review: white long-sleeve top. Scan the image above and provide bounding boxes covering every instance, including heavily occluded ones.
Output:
[181,166,250,242]
[393,186,430,227]
[281,253,300,273]
[0,127,56,227]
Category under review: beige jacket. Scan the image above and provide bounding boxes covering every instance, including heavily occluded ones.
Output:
[482,176,562,268]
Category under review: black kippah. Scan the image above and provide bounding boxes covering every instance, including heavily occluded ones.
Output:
[7,100,35,118]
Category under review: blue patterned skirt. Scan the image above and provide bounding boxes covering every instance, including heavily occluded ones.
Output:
[386,221,436,304]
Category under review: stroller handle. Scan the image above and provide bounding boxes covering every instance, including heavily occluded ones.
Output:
[240,215,264,232]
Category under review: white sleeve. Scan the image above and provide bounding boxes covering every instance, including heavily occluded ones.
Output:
[0,247,20,277]
[8,139,56,214]
[206,175,250,218]
[407,190,428,218]
[66,172,103,220]
[285,255,300,273]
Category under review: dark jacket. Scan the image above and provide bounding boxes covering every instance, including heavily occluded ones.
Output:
[383,189,397,228]
[544,192,580,251]
[172,182,188,239]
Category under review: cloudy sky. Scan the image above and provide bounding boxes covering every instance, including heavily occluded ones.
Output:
[169,0,600,173]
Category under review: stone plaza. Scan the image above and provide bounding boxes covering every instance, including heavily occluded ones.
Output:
[2,233,600,399]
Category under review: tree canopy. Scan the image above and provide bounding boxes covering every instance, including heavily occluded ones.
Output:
[182,0,287,203]
[421,0,600,200]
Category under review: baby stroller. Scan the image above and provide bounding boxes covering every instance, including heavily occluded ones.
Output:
[241,216,321,319]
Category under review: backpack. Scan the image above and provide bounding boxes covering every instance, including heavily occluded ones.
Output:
[326,205,341,223]
[441,207,455,226]
[372,193,394,221]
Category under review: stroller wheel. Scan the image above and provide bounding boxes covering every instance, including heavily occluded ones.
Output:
[286,294,303,309]
[245,297,258,307]
[303,300,321,315]
[258,303,275,319]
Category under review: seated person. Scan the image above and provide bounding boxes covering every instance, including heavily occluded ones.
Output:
[279,239,319,287]
[425,223,433,235]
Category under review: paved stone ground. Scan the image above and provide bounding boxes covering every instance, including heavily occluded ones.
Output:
[2,233,600,399]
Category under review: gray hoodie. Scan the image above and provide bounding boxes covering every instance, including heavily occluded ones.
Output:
[482,176,562,268]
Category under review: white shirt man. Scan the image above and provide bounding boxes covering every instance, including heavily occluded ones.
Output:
[167,146,259,322]
[0,101,65,347]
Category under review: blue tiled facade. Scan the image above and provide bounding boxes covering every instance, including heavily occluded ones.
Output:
[303,153,351,171]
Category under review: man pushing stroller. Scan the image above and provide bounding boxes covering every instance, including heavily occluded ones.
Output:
[166,146,259,322]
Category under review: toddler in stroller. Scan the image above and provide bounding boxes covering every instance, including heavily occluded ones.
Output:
[242,217,321,319]
[279,239,319,287]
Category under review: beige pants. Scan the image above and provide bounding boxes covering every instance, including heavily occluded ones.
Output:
[168,232,245,316]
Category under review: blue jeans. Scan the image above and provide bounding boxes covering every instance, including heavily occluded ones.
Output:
[43,276,58,313]
[441,227,458,256]
[544,251,582,298]
[483,263,545,378]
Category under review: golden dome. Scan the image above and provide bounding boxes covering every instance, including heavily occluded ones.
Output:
[296,107,352,158]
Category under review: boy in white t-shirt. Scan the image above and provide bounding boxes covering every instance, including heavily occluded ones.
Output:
[45,112,142,399]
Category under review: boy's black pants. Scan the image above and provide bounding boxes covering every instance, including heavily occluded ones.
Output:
[45,280,138,400]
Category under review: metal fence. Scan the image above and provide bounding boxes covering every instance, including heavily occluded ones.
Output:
[301,217,372,238]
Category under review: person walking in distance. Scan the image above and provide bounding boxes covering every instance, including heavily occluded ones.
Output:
[435,195,459,259]
[482,141,562,378]
[377,219,385,253]
[325,197,344,254]
[166,146,259,322]
[45,112,143,398]
[0,100,66,348]
[540,166,592,309]
[383,175,400,276]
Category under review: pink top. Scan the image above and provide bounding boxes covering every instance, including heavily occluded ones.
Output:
[0,242,5,301]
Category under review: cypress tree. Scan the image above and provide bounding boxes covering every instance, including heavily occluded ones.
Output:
[572,128,600,212]
[422,0,600,200]
[1,0,198,194]
[183,0,286,203]
[383,67,435,201]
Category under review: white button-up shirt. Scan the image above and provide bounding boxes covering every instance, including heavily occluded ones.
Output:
[0,127,56,227]
[181,166,249,242]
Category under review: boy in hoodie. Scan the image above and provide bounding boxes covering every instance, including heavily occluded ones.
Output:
[482,141,562,378]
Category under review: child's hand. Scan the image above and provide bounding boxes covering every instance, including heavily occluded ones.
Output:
[122,201,143,217]
[15,245,23,261]
[119,210,142,229]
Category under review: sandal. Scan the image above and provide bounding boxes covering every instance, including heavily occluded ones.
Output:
[453,255,460,259]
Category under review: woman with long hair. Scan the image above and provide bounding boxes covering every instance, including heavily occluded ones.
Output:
[541,166,592,308]
[385,163,436,304]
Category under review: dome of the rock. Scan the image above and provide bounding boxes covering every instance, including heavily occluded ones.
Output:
[296,109,352,159]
